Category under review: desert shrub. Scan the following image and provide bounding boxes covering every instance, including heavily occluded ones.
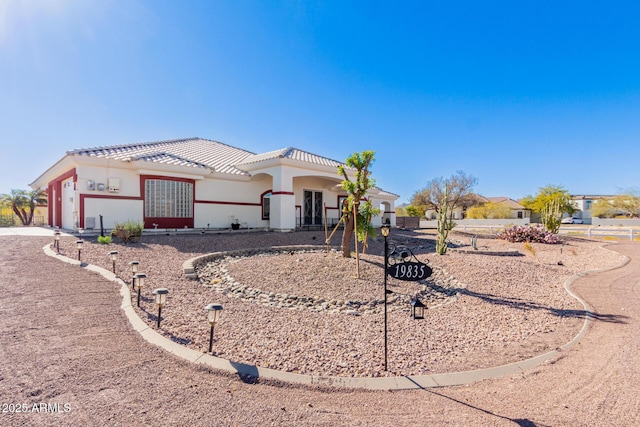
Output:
[97,235,112,244]
[496,224,560,244]
[112,220,143,243]
[523,242,536,257]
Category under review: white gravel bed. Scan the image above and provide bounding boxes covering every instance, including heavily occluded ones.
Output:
[55,229,625,378]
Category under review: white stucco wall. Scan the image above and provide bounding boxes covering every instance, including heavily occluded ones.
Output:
[194,203,267,229]
[195,175,273,229]
[83,198,144,230]
[77,165,142,198]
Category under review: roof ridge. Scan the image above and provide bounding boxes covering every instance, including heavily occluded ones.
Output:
[68,137,199,155]
[68,137,256,156]
[283,147,296,157]
[283,146,346,165]
[128,151,211,169]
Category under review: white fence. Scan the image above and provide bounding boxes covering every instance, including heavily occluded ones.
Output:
[592,218,640,227]
[558,227,639,241]
[420,218,530,230]
[454,225,506,234]
[419,221,639,241]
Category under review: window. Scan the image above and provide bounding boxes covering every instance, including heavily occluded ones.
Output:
[262,191,271,220]
[585,200,592,210]
[144,179,193,218]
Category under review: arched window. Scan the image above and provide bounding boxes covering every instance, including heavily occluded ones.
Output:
[262,191,272,220]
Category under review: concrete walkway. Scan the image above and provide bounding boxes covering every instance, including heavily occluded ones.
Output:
[0,226,66,237]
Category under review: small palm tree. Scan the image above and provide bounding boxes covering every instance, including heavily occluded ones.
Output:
[0,189,47,226]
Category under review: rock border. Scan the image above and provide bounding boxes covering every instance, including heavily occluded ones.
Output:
[185,246,465,314]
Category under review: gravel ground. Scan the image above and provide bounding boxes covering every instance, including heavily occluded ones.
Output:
[1,232,639,426]
[54,229,624,378]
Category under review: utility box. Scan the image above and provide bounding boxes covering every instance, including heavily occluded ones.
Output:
[108,178,120,193]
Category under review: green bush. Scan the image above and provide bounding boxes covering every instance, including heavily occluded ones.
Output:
[97,235,112,244]
[112,220,143,243]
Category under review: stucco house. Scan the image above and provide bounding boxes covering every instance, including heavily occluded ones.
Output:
[481,196,530,219]
[424,195,529,220]
[30,137,398,232]
[570,194,613,223]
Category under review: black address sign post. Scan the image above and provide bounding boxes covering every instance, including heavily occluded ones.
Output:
[388,262,432,281]
[380,225,432,371]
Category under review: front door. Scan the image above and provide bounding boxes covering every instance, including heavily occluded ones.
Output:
[303,190,323,225]
[62,179,75,229]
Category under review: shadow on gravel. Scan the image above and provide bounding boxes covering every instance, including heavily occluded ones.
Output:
[402,377,549,426]
[229,361,260,384]
[427,285,630,323]
[137,306,193,345]
[404,378,549,427]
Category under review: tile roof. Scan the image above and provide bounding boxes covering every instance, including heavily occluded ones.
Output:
[485,197,526,210]
[68,139,348,176]
[68,138,255,176]
[235,147,346,169]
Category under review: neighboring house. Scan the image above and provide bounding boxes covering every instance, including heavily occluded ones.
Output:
[570,195,614,222]
[30,138,398,232]
[424,195,529,220]
[569,194,630,223]
[482,196,531,219]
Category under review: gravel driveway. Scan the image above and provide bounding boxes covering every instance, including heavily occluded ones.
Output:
[0,230,638,426]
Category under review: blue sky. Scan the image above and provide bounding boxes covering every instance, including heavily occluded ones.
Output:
[1,0,639,203]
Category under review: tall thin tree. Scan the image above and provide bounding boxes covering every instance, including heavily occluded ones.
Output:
[411,171,477,255]
[338,151,376,273]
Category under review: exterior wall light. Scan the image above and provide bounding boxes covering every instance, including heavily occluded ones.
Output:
[152,288,169,328]
[204,303,223,354]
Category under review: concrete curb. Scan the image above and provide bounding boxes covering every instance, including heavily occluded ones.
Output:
[42,243,631,390]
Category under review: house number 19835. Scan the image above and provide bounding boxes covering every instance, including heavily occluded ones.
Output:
[388,262,432,281]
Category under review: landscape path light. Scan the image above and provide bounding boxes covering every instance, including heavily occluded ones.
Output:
[380,225,390,371]
[410,295,426,320]
[109,251,118,274]
[152,288,169,328]
[54,230,60,253]
[134,273,147,307]
[76,240,84,262]
[204,303,223,353]
[129,261,140,289]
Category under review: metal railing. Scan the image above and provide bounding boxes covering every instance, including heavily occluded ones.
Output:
[0,214,44,227]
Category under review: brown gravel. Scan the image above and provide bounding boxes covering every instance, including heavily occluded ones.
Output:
[54,230,623,377]
[1,231,639,426]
